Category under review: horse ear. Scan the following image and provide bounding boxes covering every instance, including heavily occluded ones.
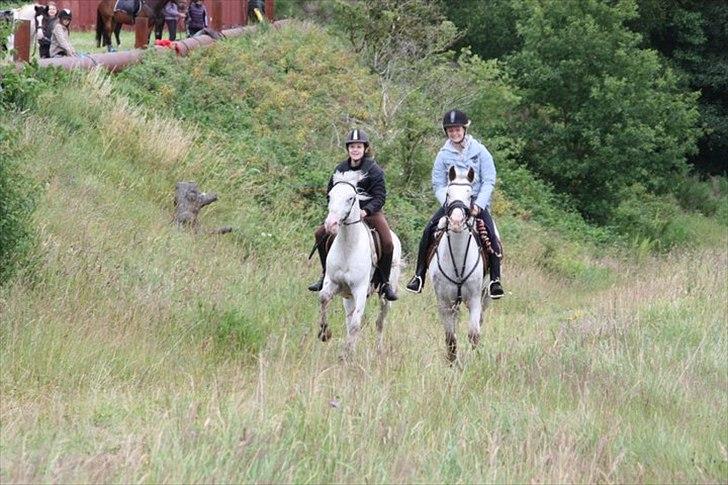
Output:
[467,167,475,183]
[448,166,456,182]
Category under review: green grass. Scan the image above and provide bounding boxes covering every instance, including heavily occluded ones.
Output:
[1,21,727,483]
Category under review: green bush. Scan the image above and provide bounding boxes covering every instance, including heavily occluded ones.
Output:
[611,184,693,251]
[674,175,727,218]
[0,121,37,284]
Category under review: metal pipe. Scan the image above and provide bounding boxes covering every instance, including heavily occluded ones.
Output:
[35,19,289,72]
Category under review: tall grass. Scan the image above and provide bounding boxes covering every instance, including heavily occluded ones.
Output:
[1,22,726,483]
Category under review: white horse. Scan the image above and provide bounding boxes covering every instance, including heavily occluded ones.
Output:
[318,170,402,359]
[3,4,44,57]
[430,166,489,363]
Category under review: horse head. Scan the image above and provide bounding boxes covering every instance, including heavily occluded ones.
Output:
[325,170,367,235]
[445,166,475,233]
[34,4,48,18]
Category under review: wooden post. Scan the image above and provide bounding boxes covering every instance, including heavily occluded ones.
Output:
[134,16,148,49]
[265,0,275,21]
[242,0,248,26]
[211,0,223,31]
[13,20,31,63]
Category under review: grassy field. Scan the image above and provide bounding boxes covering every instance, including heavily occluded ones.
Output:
[1,22,727,483]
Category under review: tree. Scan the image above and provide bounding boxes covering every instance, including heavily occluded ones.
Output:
[506,0,700,222]
[438,0,521,61]
[628,0,728,175]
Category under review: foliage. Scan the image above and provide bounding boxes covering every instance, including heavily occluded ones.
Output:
[629,0,728,174]
[438,0,521,60]
[506,0,701,223]
[611,184,694,251]
[0,64,68,111]
[0,120,36,284]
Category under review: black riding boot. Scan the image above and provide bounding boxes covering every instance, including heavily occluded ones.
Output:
[308,237,328,292]
[405,227,434,294]
[488,253,504,299]
[377,251,398,301]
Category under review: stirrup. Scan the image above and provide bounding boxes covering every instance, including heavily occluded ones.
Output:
[489,279,504,299]
[405,275,423,294]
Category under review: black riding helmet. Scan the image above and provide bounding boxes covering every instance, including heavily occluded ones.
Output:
[58,8,72,20]
[345,128,369,147]
[442,109,470,134]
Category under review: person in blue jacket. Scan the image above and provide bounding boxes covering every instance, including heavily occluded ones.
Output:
[405,109,504,298]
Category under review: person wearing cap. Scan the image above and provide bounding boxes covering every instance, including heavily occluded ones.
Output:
[50,8,75,58]
[405,109,505,299]
[186,0,208,37]
[308,129,398,301]
[37,1,58,59]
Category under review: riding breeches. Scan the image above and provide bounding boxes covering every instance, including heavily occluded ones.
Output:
[313,211,395,284]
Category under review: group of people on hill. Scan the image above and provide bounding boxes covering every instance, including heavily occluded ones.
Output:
[33,0,210,58]
[309,110,505,302]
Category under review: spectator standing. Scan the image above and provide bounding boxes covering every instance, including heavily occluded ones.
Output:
[186,0,208,37]
[163,0,182,41]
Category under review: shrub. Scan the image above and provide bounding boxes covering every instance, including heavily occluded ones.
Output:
[611,184,693,251]
[0,121,37,284]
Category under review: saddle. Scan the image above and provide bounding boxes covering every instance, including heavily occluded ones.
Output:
[114,0,142,17]
[320,224,383,284]
[425,217,500,277]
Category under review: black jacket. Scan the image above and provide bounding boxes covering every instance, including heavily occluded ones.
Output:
[327,157,386,216]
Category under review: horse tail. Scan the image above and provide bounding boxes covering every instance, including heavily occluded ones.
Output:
[96,8,103,47]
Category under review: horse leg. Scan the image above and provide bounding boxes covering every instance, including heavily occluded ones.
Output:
[341,286,367,361]
[466,296,482,348]
[114,20,122,46]
[438,299,458,363]
[318,279,337,342]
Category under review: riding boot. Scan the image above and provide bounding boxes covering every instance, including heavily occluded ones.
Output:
[405,228,434,294]
[488,253,505,299]
[377,251,398,301]
[308,236,328,292]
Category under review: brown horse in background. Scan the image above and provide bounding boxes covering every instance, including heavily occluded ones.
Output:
[96,0,185,51]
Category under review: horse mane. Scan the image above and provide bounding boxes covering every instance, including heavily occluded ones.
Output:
[332,170,364,185]
[331,170,371,201]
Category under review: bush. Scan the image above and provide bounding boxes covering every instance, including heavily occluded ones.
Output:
[611,184,693,251]
[673,175,727,217]
[0,121,37,284]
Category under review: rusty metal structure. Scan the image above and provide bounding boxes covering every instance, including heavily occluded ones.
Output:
[31,0,274,30]
[29,20,287,71]
[10,0,280,70]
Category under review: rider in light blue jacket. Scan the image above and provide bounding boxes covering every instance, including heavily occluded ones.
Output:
[406,109,504,298]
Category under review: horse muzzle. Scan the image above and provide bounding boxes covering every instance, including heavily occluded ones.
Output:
[324,214,340,235]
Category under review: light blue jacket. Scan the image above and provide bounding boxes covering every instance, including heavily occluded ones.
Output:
[432,135,496,209]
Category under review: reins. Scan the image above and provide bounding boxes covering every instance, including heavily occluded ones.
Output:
[435,183,482,304]
[332,180,363,226]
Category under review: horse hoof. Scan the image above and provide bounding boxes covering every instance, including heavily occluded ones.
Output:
[318,328,332,342]
[468,332,480,347]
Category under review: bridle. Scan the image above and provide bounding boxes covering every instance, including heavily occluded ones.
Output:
[331,181,362,226]
[435,180,483,304]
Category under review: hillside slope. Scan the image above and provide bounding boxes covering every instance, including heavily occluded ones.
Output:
[1,21,726,483]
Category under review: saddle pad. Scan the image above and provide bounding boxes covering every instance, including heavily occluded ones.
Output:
[114,0,141,16]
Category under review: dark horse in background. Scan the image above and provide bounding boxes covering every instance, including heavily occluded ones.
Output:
[96,0,186,52]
